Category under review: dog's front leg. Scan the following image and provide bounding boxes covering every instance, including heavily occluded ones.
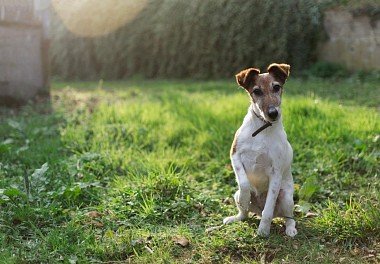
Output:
[223,154,250,224]
[257,170,281,237]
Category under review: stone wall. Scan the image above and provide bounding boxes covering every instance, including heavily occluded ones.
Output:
[318,8,380,71]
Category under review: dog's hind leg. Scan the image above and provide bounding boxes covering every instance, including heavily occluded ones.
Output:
[282,202,297,237]
[223,154,251,225]
[223,190,249,224]
[249,191,264,216]
[279,192,297,237]
[279,170,297,237]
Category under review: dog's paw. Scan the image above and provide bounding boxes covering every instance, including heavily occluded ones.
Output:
[223,215,240,225]
[285,226,297,237]
[257,223,270,237]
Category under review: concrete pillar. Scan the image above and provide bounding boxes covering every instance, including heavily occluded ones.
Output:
[0,0,50,106]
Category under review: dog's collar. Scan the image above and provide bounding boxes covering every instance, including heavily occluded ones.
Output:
[251,109,272,137]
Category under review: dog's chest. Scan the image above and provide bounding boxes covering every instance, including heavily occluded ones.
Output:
[240,145,272,193]
[237,125,290,193]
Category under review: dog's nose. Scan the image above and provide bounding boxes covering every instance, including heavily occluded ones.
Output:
[268,107,278,120]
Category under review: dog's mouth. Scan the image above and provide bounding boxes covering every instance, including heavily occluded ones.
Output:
[255,112,277,124]
[265,114,281,123]
[258,110,281,123]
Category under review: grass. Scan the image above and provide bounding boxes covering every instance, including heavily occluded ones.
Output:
[0,77,379,263]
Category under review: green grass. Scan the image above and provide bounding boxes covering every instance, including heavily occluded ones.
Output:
[0,78,379,263]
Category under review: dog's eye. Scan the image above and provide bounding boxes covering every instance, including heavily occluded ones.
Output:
[252,88,263,96]
[273,84,281,92]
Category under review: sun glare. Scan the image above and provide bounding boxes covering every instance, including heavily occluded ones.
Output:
[51,0,147,37]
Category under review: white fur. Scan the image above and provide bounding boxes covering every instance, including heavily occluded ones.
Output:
[223,104,297,237]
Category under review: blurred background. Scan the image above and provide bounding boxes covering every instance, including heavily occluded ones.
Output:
[0,0,379,105]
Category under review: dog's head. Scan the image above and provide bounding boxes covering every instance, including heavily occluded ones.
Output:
[235,63,290,122]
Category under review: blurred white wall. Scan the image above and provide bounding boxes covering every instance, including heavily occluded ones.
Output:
[318,8,380,70]
[0,0,49,105]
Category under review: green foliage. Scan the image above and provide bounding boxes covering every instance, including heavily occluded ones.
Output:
[299,175,318,202]
[0,78,379,262]
[306,61,350,79]
[51,0,323,79]
[296,174,319,213]
[313,198,380,243]
[304,61,380,82]
[352,69,380,82]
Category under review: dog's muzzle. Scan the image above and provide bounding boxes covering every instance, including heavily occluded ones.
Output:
[268,106,278,120]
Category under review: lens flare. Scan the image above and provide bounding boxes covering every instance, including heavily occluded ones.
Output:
[52,0,147,37]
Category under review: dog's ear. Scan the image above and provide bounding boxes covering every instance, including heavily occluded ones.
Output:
[235,68,260,90]
[267,63,290,84]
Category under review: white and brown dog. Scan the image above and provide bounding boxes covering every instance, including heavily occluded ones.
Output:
[223,63,297,237]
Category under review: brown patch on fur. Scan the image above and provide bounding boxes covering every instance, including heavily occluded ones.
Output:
[250,189,286,217]
[230,129,240,156]
[235,68,260,92]
[255,73,282,114]
[267,63,290,84]
[235,63,291,120]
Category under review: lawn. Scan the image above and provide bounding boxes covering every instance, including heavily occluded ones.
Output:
[0,78,379,263]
